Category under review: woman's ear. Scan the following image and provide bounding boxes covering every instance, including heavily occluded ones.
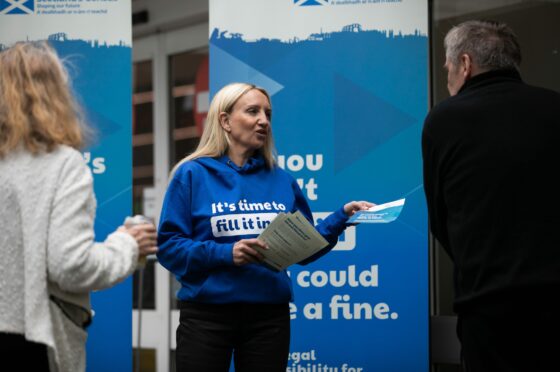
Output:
[219,112,231,132]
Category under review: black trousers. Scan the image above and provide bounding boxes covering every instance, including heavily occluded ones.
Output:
[176,302,290,372]
[457,308,560,372]
[0,332,50,371]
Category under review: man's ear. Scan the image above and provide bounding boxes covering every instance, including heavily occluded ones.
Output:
[219,112,231,132]
[460,53,473,79]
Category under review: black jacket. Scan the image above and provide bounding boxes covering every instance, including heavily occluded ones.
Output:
[422,69,560,313]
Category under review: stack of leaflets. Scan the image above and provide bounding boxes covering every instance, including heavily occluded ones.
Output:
[256,211,328,271]
[347,198,406,224]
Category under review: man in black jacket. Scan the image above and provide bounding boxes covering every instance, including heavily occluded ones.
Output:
[422,20,560,371]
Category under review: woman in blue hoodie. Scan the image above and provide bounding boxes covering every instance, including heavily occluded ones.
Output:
[157,82,372,372]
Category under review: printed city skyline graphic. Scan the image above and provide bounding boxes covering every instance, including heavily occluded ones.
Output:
[0,33,131,145]
[210,24,427,173]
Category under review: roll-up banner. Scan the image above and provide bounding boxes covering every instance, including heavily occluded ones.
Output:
[1,1,133,370]
[210,0,429,370]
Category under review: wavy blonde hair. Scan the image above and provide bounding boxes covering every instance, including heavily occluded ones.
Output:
[0,41,87,157]
[174,82,276,173]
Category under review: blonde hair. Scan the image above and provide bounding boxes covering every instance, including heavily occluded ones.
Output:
[0,41,88,157]
[174,82,276,173]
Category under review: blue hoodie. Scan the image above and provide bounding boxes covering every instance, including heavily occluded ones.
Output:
[157,155,349,304]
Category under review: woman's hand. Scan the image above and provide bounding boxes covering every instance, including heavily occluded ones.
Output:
[232,238,267,266]
[343,201,375,217]
[119,223,159,257]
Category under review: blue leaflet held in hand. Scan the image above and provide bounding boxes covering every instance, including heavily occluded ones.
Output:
[347,198,405,224]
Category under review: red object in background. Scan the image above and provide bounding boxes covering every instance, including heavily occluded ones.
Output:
[193,55,209,137]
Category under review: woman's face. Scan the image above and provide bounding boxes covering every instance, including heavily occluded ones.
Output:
[221,89,271,155]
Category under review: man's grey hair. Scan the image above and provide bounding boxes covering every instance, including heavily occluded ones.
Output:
[444,20,521,71]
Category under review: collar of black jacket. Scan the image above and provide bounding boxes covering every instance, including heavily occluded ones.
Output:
[458,69,522,94]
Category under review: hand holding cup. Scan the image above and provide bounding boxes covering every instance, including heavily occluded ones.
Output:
[119,215,158,267]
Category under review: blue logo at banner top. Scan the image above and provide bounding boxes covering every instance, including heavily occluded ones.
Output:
[294,0,327,6]
[0,0,34,14]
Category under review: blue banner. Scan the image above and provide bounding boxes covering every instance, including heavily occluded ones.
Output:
[1,1,133,370]
[210,0,429,370]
